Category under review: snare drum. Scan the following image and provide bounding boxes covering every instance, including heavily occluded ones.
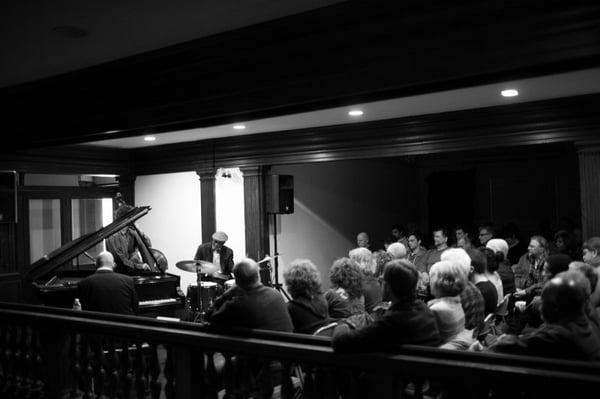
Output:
[225,279,235,290]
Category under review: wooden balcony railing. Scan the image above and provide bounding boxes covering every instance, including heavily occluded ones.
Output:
[0,301,599,399]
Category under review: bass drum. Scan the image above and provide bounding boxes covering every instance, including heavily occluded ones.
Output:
[149,248,168,272]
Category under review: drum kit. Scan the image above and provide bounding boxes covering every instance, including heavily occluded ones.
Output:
[175,260,233,321]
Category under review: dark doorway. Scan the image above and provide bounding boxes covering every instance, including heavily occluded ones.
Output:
[427,169,476,245]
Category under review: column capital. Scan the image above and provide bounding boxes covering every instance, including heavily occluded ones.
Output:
[575,140,600,154]
[196,169,216,180]
[240,165,270,178]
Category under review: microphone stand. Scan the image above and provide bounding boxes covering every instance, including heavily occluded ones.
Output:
[271,213,291,301]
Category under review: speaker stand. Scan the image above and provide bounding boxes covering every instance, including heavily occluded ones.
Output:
[271,213,291,301]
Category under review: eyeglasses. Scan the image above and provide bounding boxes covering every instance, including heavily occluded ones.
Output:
[479,232,491,237]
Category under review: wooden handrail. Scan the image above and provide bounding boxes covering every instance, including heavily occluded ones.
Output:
[1,301,599,398]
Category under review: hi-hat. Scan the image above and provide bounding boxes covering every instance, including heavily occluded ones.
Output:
[175,260,218,274]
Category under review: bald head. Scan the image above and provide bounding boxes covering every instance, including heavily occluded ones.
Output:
[96,251,115,269]
[233,258,261,290]
[356,232,370,248]
[387,242,407,259]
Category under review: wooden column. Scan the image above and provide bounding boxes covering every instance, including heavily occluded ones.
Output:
[241,166,270,261]
[197,169,216,243]
[578,143,600,238]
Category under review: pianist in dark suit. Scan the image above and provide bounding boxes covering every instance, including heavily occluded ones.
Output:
[194,231,235,276]
[78,251,139,315]
[106,204,152,274]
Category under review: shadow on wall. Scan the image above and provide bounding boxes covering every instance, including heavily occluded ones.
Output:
[272,199,353,291]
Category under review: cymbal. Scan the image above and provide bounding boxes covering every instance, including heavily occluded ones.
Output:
[175,260,218,274]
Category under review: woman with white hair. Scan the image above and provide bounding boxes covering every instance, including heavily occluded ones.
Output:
[349,247,382,313]
[428,260,469,345]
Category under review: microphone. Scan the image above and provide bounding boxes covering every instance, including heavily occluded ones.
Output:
[258,254,279,264]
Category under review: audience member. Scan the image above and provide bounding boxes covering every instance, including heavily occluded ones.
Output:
[486,272,600,361]
[332,260,440,352]
[582,237,600,267]
[206,258,293,332]
[391,224,408,247]
[325,258,365,319]
[513,235,549,296]
[482,247,504,304]
[373,250,393,280]
[477,223,495,246]
[486,238,516,295]
[553,230,579,259]
[568,262,600,338]
[440,248,485,330]
[428,261,468,345]
[283,259,331,334]
[457,235,473,251]
[468,248,498,316]
[425,227,450,272]
[502,222,528,266]
[387,242,407,260]
[407,231,428,273]
[356,232,371,249]
[349,248,382,313]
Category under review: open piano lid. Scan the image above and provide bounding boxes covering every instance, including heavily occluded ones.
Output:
[26,206,151,283]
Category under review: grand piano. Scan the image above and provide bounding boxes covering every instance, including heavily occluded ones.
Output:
[25,205,185,317]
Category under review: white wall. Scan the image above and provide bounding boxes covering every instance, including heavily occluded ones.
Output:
[135,172,202,291]
[215,168,246,263]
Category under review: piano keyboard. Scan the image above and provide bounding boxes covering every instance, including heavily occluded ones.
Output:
[139,298,178,307]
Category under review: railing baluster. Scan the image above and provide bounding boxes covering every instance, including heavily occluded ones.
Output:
[135,342,149,399]
[148,344,162,399]
[70,333,82,399]
[163,346,175,399]
[108,341,121,399]
[120,340,134,399]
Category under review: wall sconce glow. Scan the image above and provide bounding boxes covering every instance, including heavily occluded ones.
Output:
[501,89,519,97]
[144,136,156,142]
[348,110,364,116]
[233,124,246,130]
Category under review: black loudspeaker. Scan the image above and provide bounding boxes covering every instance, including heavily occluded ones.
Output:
[0,171,17,223]
[266,174,294,214]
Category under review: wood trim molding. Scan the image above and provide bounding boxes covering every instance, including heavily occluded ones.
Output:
[3,1,600,149]
[132,94,600,175]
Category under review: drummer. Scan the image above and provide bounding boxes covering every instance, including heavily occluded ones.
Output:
[194,231,235,287]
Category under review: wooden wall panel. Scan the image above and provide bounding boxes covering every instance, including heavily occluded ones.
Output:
[578,145,600,237]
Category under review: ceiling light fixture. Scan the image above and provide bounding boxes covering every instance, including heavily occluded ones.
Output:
[501,89,519,97]
[348,110,364,116]
[144,136,156,142]
[233,124,246,130]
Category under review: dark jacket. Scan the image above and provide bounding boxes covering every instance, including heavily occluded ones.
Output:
[491,316,600,361]
[363,277,383,313]
[194,242,234,275]
[332,300,441,352]
[78,270,139,315]
[287,294,331,334]
[207,284,293,332]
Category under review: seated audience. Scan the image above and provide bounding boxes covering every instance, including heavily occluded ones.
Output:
[425,227,450,272]
[283,259,331,334]
[502,222,528,266]
[486,238,516,295]
[391,224,409,247]
[386,242,407,259]
[485,271,600,361]
[477,222,495,247]
[553,230,579,259]
[356,231,371,250]
[407,231,428,273]
[206,258,293,332]
[513,235,549,296]
[332,259,441,352]
[325,258,365,319]
[567,263,600,339]
[467,249,498,316]
[582,237,600,307]
[441,248,485,330]
[482,247,504,303]
[349,247,382,313]
[373,250,393,280]
[457,235,473,251]
[428,261,468,346]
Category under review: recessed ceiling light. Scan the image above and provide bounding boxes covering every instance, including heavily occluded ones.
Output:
[501,89,519,97]
[105,130,119,134]
[233,124,246,130]
[144,136,156,142]
[348,110,364,116]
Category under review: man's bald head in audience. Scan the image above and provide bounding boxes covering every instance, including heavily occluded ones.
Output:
[233,258,261,290]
